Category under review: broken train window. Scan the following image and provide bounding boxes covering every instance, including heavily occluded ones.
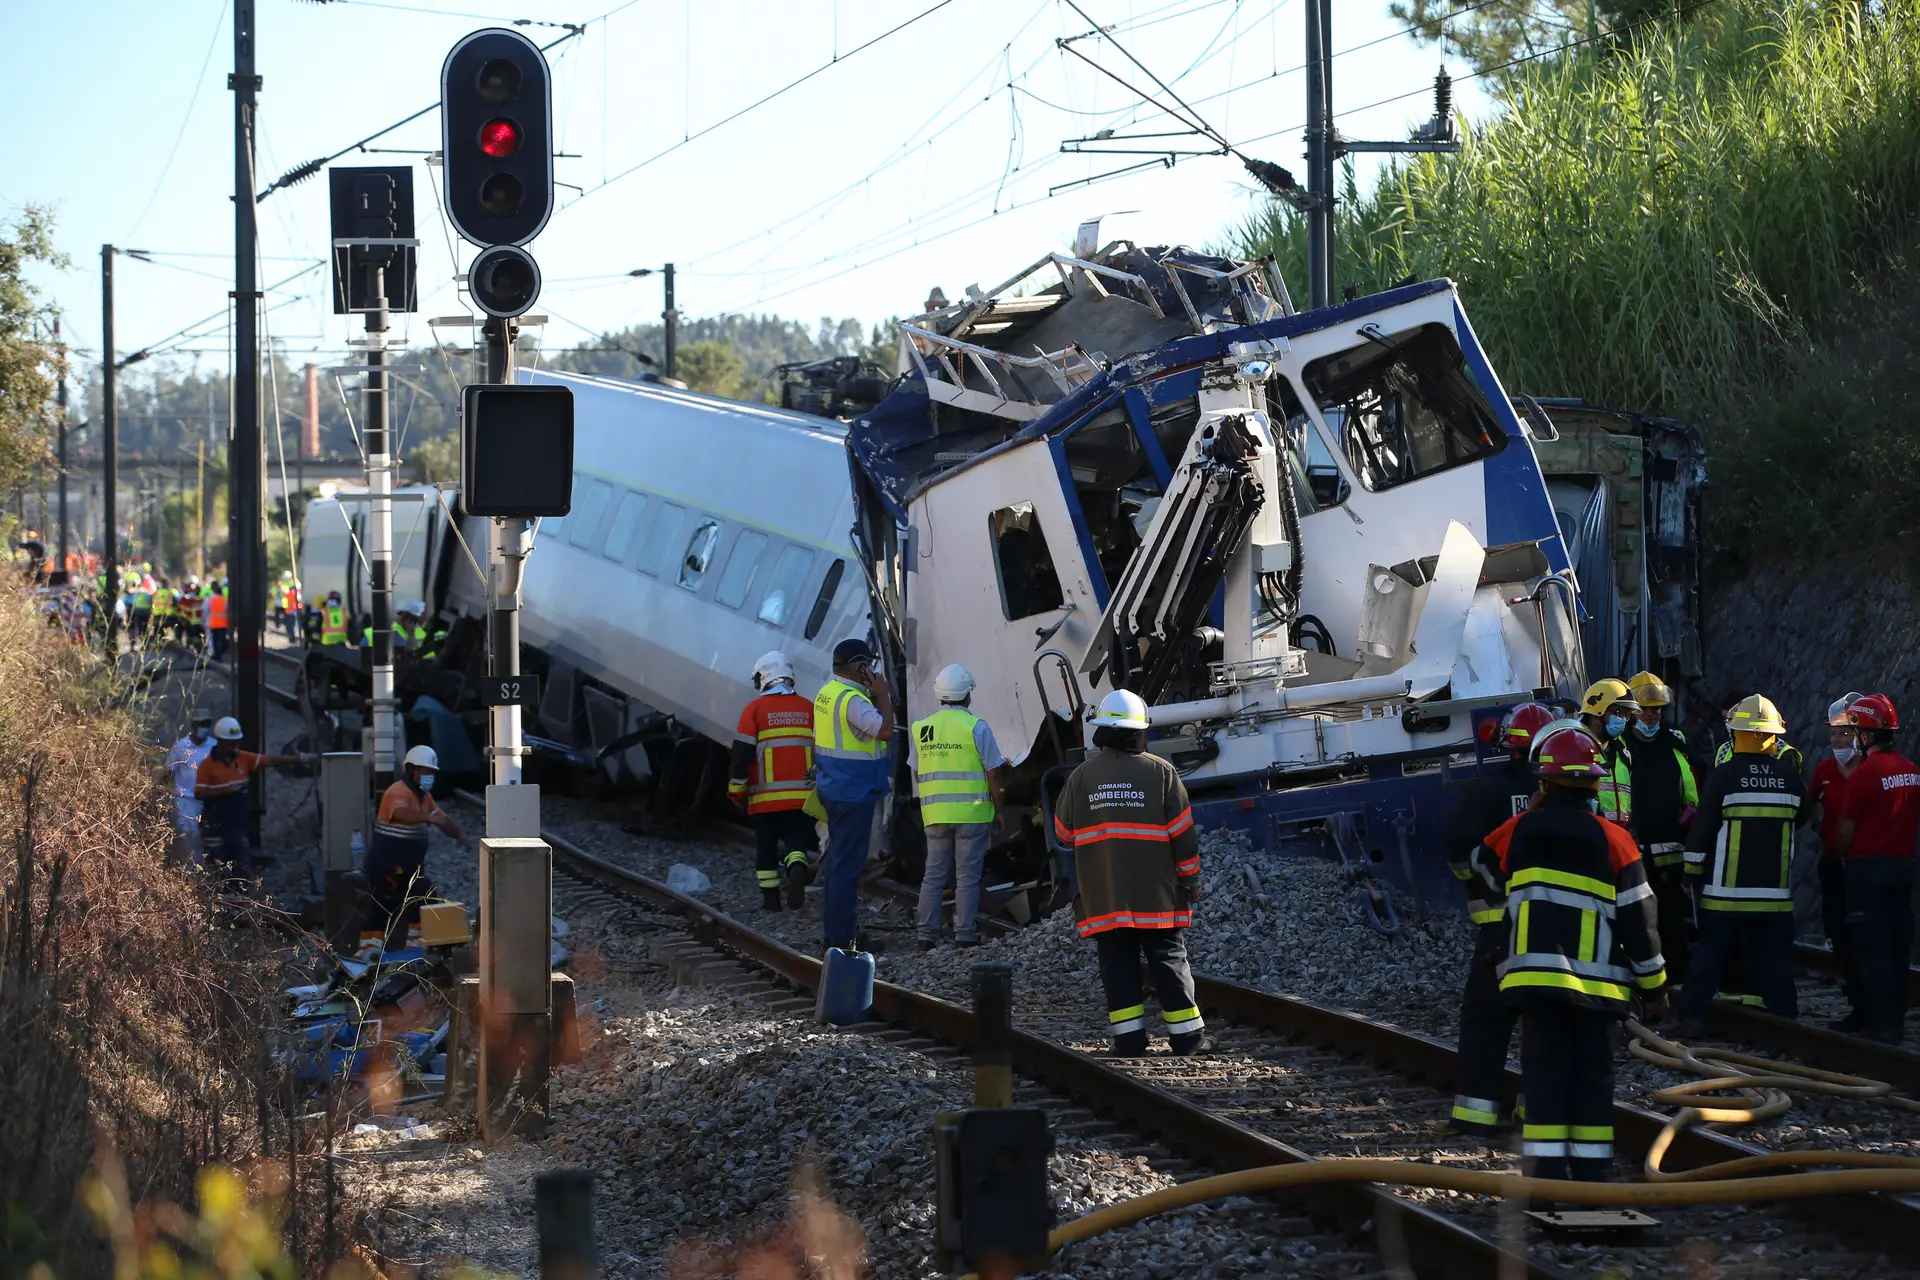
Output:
[988,502,1066,621]
[1301,323,1506,493]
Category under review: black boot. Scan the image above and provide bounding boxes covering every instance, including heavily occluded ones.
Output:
[1170,1031,1216,1056]
[1107,1030,1149,1058]
[761,888,784,912]
[783,858,813,910]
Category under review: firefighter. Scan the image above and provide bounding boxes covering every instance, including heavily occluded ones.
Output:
[151,577,176,644]
[1625,671,1699,984]
[911,663,1009,950]
[1443,701,1553,1137]
[730,651,819,912]
[1679,694,1807,1030]
[359,744,472,957]
[1809,693,1867,1027]
[811,638,894,952]
[1497,724,1667,1183]
[319,591,349,646]
[194,717,308,887]
[1054,690,1211,1057]
[1576,679,1636,826]
[1833,694,1919,1044]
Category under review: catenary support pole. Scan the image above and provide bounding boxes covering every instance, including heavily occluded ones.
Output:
[101,246,119,645]
[1315,0,1335,306]
[366,270,397,789]
[1303,5,1326,310]
[662,263,677,380]
[231,0,267,834]
[54,316,68,576]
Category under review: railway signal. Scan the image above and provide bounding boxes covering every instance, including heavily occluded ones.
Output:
[469,244,542,319]
[440,28,554,249]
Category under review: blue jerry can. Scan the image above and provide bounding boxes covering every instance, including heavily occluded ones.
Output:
[816,947,875,1025]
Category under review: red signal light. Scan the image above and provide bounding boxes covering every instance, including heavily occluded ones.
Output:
[480,118,521,158]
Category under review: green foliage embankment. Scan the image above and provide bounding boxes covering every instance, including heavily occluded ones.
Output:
[1237,0,1920,554]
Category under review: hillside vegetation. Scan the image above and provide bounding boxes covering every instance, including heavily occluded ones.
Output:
[1237,0,1920,555]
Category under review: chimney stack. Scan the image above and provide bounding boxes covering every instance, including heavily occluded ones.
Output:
[302,363,321,460]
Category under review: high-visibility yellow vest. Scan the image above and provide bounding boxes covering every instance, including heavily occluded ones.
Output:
[812,677,889,803]
[320,604,348,646]
[913,706,993,825]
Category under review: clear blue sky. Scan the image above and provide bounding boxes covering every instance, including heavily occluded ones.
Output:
[4,0,1491,371]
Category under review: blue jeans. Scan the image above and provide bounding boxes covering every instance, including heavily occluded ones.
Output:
[917,821,991,943]
[821,798,877,950]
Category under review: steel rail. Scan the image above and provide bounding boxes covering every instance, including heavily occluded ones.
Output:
[867,878,1920,1256]
[529,822,1554,1280]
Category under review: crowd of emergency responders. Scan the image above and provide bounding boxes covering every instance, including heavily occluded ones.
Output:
[24,522,1915,1191]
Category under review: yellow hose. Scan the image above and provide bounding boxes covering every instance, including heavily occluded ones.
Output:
[958,1022,1920,1277]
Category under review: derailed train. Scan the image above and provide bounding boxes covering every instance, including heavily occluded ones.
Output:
[302,233,1704,911]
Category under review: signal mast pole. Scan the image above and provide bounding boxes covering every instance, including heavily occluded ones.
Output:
[232,0,267,834]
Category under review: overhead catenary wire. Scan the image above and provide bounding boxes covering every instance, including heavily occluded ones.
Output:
[126,0,232,240]
[562,0,961,207]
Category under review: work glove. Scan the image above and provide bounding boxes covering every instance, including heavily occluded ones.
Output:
[1677,804,1698,828]
[726,780,748,810]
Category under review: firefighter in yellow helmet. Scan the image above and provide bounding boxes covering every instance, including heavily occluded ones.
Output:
[1624,671,1699,983]
[1576,679,1637,827]
[1679,694,1808,1032]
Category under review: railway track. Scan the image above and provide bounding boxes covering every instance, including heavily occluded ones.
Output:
[490,799,1920,1278]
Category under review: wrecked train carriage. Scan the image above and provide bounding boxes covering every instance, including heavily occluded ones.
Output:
[849,249,1586,902]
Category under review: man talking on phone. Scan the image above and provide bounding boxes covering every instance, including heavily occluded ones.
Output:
[811,638,895,952]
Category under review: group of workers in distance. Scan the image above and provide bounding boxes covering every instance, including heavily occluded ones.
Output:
[125,570,231,658]
[729,643,1212,1054]
[1445,673,1919,1183]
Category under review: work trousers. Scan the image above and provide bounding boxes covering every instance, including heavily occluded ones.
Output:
[361,831,433,946]
[208,626,228,662]
[131,608,150,640]
[1818,856,1863,1011]
[916,821,991,944]
[1451,925,1519,1135]
[1844,858,1915,1038]
[1681,910,1797,1020]
[174,797,204,868]
[1518,1002,1616,1182]
[754,808,817,891]
[199,793,254,888]
[1094,927,1204,1054]
[820,797,877,951]
[1649,864,1694,986]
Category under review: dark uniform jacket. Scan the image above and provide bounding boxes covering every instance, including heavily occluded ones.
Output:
[1055,746,1199,938]
[1685,752,1806,913]
[1627,726,1698,862]
[1495,791,1666,1013]
[1444,756,1536,925]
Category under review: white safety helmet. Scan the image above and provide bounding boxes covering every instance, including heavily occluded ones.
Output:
[212,716,244,741]
[1094,689,1150,730]
[752,650,795,691]
[403,745,439,771]
[407,600,428,618]
[934,663,976,703]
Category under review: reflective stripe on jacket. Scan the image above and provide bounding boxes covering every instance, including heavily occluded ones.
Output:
[1597,741,1633,826]
[1055,747,1199,937]
[1496,794,1665,1012]
[320,605,348,645]
[812,678,889,803]
[1685,752,1806,912]
[736,690,816,814]
[913,706,992,825]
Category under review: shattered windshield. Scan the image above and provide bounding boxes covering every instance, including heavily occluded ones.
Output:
[1302,323,1507,492]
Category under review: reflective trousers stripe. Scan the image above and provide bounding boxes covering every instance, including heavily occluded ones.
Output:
[756,870,781,888]
[1451,1096,1500,1127]
[1163,1006,1204,1032]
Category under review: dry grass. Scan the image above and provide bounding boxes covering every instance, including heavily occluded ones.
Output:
[0,583,319,1277]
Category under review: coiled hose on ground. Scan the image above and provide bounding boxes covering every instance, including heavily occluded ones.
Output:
[962,1020,1920,1277]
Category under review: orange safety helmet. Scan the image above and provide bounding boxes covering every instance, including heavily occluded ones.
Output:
[1848,693,1899,731]
[1533,724,1608,778]
[1502,702,1559,751]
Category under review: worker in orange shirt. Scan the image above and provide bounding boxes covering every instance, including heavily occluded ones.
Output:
[360,744,471,957]
[194,716,309,886]
[204,583,230,662]
[731,651,820,911]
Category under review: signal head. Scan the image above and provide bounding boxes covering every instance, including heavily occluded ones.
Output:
[441,28,553,248]
[469,244,542,318]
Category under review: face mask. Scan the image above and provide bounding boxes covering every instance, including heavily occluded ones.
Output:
[1604,714,1628,739]
[1633,720,1659,738]
[1587,796,1602,813]
[191,728,209,743]
[418,774,436,793]
[1833,748,1858,767]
